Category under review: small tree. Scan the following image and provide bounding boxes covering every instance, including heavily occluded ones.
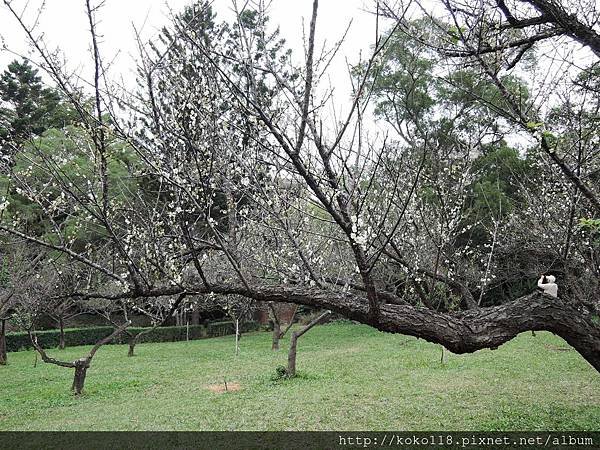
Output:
[44,263,88,350]
[29,321,130,395]
[286,310,330,378]
[123,294,187,357]
[195,293,255,355]
[0,245,46,365]
[218,295,256,356]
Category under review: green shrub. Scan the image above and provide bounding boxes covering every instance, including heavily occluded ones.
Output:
[6,321,259,352]
[274,365,288,379]
[6,326,117,352]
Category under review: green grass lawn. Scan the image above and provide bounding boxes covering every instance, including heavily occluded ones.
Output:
[1,322,598,431]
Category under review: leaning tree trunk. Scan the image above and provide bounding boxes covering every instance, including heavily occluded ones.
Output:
[0,319,7,365]
[197,284,600,373]
[287,311,331,378]
[127,326,158,357]
[58,317,66,350]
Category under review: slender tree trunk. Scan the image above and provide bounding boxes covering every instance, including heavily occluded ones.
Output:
[287,332,299,377]
[272,321,281,351]
[71,359,89,395]
[235,318,240,356]
[287,311,331,377]
[127,338,136,357]
[58,317,66,350]
[0,319,7,365]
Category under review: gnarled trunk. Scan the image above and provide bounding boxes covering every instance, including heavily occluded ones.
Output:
[30,321,131,394]
[79,283,600,374]
[198,285,600,373]
[373,293,600,372]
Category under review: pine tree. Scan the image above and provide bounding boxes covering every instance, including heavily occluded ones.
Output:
[0,59,75,166]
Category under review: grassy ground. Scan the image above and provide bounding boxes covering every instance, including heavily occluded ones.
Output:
[1,322,598,431]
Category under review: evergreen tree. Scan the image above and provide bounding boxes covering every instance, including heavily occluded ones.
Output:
[0,59,76,166]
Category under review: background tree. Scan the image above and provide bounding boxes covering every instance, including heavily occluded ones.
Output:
[122,294,187,357]
[43,262,89,350]
[0,243,45,365]
[0,59,76,168]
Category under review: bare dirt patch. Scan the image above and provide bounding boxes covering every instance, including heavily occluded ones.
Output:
[207,382,241,393]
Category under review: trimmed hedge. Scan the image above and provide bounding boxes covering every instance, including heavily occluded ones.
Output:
[6,321,260,353]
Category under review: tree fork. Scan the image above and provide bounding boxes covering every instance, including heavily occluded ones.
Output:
[287,311,331,377]
[270,303,298,351]
[29,321,130,394]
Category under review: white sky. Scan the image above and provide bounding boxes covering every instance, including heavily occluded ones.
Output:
[0,0,381,102]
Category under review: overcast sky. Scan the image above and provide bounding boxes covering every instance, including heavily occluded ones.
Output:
[0,0,381,103]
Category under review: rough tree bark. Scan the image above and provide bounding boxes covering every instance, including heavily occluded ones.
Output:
[77,284,600,373]
[29,321,130,395]
[198,285,600,373]
[287,311,331,377]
